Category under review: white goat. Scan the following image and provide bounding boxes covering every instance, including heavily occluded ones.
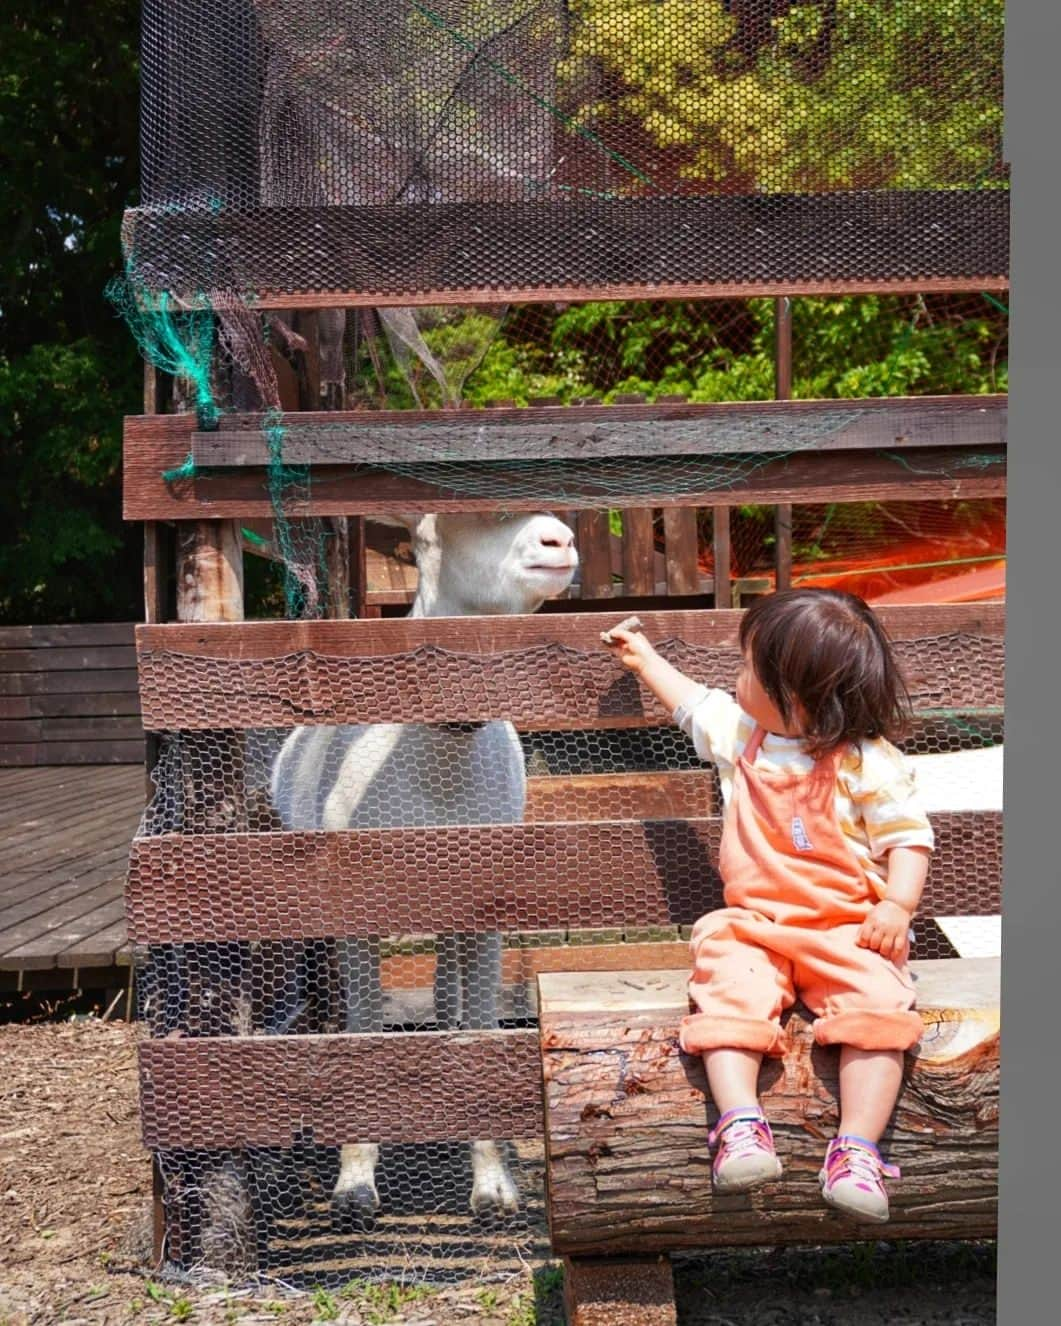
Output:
[270,511,577,1228]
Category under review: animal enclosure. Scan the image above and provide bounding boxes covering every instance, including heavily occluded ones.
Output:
[116,0,1007,1297]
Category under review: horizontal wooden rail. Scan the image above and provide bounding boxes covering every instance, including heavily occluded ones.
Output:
[124,413,1005,519]
[190,396,1006,467]
[126,811,1000,945]
[134,604,1004,731]
[139,1028,542,1149]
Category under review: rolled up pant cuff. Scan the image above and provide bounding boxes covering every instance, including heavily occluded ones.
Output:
[679,1013,787,1058]
[813,1009,923,1051]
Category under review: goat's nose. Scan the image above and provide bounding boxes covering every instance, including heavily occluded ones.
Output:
[535,518,576,550]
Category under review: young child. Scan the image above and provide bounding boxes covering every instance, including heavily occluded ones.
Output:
[603,589,933,1223]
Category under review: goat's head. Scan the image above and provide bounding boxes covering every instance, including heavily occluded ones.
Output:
[375,512,578,617]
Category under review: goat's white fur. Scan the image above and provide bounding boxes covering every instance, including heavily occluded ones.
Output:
[270,512,577,1223]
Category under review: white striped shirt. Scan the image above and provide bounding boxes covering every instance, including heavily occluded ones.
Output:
[674,686,935,898]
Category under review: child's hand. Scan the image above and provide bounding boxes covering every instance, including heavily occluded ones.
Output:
[857,899,913,959]
[602,624,658,676]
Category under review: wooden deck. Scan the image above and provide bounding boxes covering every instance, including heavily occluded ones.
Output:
[0,764,143,976]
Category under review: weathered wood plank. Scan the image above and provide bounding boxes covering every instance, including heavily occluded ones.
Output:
[0,693,142,720]
[189,396,1007,466]
[0,624,136,649]
[0,717,144,744]
[138,1029,542,1149]
[0,646,136,673]
[1,892,126,970]
[621,509,656,597]
[0,670,140,698]
[125,811,1000,946]
[525,771,716,823]
[539,959,999,1255]
[662,510,700,596]
[577,511,615,599]
[124,414,1006,519]
[0,740,145,766]
[134,605,1004,730]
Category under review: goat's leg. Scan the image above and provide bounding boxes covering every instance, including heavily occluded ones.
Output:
[461,932,521,1217]
[331,937,384,1230]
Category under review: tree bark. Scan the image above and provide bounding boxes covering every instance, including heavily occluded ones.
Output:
[539,959,998,1256]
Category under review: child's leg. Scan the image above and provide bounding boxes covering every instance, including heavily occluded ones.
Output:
[703,1047,764,1114]
[788,926,918,1222]
[837,1046,904,1143]
[680,910,795,1193]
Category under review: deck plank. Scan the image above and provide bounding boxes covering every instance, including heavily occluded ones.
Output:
[0,765,142,971]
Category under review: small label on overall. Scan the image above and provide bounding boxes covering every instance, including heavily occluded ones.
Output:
[791,815,815,852]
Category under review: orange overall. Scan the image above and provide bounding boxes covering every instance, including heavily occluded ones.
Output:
[679,726,923,1057]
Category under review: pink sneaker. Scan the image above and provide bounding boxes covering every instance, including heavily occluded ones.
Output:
[708,1107,783,1192]
[819,1135,900,1223]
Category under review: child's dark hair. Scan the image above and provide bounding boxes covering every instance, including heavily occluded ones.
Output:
[739,589,912,757]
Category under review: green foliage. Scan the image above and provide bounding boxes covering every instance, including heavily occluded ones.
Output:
[0,3,141,623]
[566,0,1005,192]
[357,292,1005,412]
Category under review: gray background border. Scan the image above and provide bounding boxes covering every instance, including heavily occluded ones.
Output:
[998,3,1059,1321]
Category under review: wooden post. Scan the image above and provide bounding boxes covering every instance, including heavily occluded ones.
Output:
[774,296,794,593]
[712,506,732,608]
[662,509,700,597]
[577,511,614,599]
[563,1255,677,1326]
[621,509,657,597]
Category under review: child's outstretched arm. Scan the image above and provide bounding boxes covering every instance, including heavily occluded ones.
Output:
[857,846,930,959]
[602,621,705,715]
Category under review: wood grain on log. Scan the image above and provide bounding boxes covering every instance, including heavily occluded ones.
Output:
[539,960,999,1256]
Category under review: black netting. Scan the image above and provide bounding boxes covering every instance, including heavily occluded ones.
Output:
[124,1,1008,301]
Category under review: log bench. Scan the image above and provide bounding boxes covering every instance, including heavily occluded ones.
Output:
[538,939,1000,1324]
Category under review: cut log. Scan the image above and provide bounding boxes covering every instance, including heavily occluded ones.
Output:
[539,959,998,1257]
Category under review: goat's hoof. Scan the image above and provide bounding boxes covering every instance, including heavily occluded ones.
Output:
[331,1185,380,1233]
[470,1174,521,1220]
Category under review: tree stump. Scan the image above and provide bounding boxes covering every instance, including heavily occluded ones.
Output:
[540,959,998,1259]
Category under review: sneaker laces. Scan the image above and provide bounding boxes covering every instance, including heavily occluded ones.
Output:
[826,1138,899,1190]
[709,1111,772,1159]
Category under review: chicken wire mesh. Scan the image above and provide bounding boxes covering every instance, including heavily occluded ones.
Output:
[131,620,1003,1284]
[123,0,1007,302]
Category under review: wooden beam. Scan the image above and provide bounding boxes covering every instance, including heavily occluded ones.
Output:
[539,959,999,1255]
[126,417,1006,518]
[138,1028,542,1149]
[122,187,1008,310]
[187,395,1007,466]
[125,811,1001,946]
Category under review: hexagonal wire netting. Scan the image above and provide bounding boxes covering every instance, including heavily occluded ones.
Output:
[119,0,1006,1291]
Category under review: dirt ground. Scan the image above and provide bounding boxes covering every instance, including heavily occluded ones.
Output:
[0,1018,996,1326]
